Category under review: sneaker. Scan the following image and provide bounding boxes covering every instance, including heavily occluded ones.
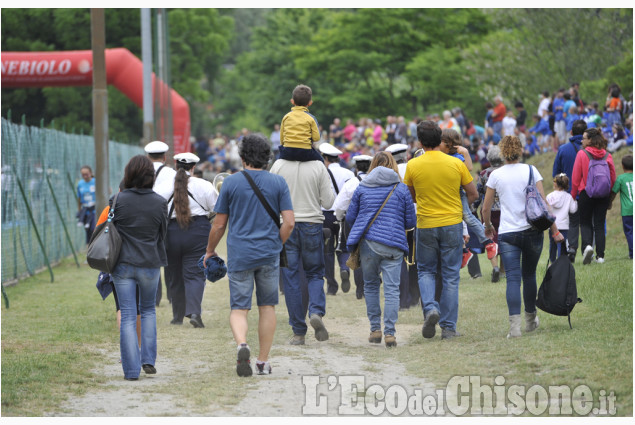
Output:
[441,328,461,340]
[470,273,482,279]
[289,334,305,345]
[461,250,473,269]
[582,245,594,265]
[368,330,382,343]
[594,257,605,264]
[340,270,351,293]
[255,360,272,375]
[491,267,500,283]
[309,314,329,341]
[385,335,397,348]
[485,242,498,260]
[236,344,252,377]
[422,310,440,339]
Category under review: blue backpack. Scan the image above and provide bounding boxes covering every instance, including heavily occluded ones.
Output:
[583,149,612,198]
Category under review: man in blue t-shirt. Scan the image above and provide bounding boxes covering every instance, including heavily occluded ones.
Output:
[204,133,294,377]
[77,165,96,244]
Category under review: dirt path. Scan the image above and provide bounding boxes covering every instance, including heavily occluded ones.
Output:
[52,313,451,417]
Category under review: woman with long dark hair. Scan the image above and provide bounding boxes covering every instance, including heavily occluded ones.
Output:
[156,152,217,328]
[570,127,617,264]
[111,155,168,380]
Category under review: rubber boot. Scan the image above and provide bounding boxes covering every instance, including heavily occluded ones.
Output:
[507,314,521,339]
[525,311,540,332]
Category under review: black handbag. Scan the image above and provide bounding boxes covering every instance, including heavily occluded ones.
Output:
[87,193,122,273]
[241,171,289,268]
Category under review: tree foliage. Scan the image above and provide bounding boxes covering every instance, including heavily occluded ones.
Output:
[2,8,632,142]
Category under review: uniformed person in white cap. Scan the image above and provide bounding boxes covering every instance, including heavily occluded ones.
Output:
[155,152,218,328]
[144,140,177,306]
[318,143,355,295]
[332,154,373,299]
[385,143,409,179]
[386,143,420,309]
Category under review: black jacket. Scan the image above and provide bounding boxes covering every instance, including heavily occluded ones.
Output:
[111,188,168,268]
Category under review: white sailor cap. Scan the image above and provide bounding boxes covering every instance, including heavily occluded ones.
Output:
[385,143,408,155]
[353,155,373,162]
[144,140,169,154]
[318,143,342,156]
[174,152,200,164]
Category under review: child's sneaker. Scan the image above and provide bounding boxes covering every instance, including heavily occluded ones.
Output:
[594,257,605,264]
[255,360,272,375]
[236,343,252,377]
[485,242,498,260]
[461,249,473,269]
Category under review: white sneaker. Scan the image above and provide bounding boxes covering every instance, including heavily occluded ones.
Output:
[582,245,594,265]
[595,257,605,264]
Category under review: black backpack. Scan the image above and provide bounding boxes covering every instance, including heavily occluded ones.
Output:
[536,246,582,329]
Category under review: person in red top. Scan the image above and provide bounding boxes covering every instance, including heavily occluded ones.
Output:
[491,96,506,137]
[570,127,616,264]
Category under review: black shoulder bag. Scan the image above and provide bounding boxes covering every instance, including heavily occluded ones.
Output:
[87,192,122,273]
[241,171,289,268]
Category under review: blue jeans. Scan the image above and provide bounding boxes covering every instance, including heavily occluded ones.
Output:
[228,259,279,310]
[416,223,463,331]
[361,239,403,336]
[461,190,488,244]
[498,229,543,315]
[112,263,160,379]
[281,222,326,336]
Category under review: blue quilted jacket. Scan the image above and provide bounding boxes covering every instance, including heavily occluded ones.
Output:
[346,167,416,253]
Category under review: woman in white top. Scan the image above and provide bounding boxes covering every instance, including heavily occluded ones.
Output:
[482,136,564,338]
[156,153,218,328]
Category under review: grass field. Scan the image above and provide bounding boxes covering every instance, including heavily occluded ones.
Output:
[1,148,633,416]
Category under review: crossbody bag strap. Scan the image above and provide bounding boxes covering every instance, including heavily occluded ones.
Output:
[155,164,165,177]
[327,168,340,194]
[241,171,280,229]
[570,140,579,153]
[166,189,208,219]
[360,184,398,240]
[108,192,120,220]
[528,164,534,186]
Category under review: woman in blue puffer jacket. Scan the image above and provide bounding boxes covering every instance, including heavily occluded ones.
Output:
[346,152,416,347]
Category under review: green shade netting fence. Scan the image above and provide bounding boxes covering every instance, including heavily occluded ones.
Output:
[1,117,143,284]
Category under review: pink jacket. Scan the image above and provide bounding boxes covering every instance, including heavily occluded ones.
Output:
[570,146,616,199]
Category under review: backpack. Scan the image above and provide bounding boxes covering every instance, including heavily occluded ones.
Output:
[536,246,582,328]
[583,149,612,198]
[524,165,555,231]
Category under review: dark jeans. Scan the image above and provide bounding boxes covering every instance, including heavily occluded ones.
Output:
[499,228,543,316]
[568,209,580,255]
[281,222,326,336]
[323,211,350,294]
[278,146,323,162]
[578,190,609,259]
[623,216,633,259]
[549,229,569,262]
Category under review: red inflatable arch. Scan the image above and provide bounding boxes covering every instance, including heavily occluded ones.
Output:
[1,48,190,154]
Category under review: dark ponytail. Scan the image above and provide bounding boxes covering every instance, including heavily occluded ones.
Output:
[174,162,194,229]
